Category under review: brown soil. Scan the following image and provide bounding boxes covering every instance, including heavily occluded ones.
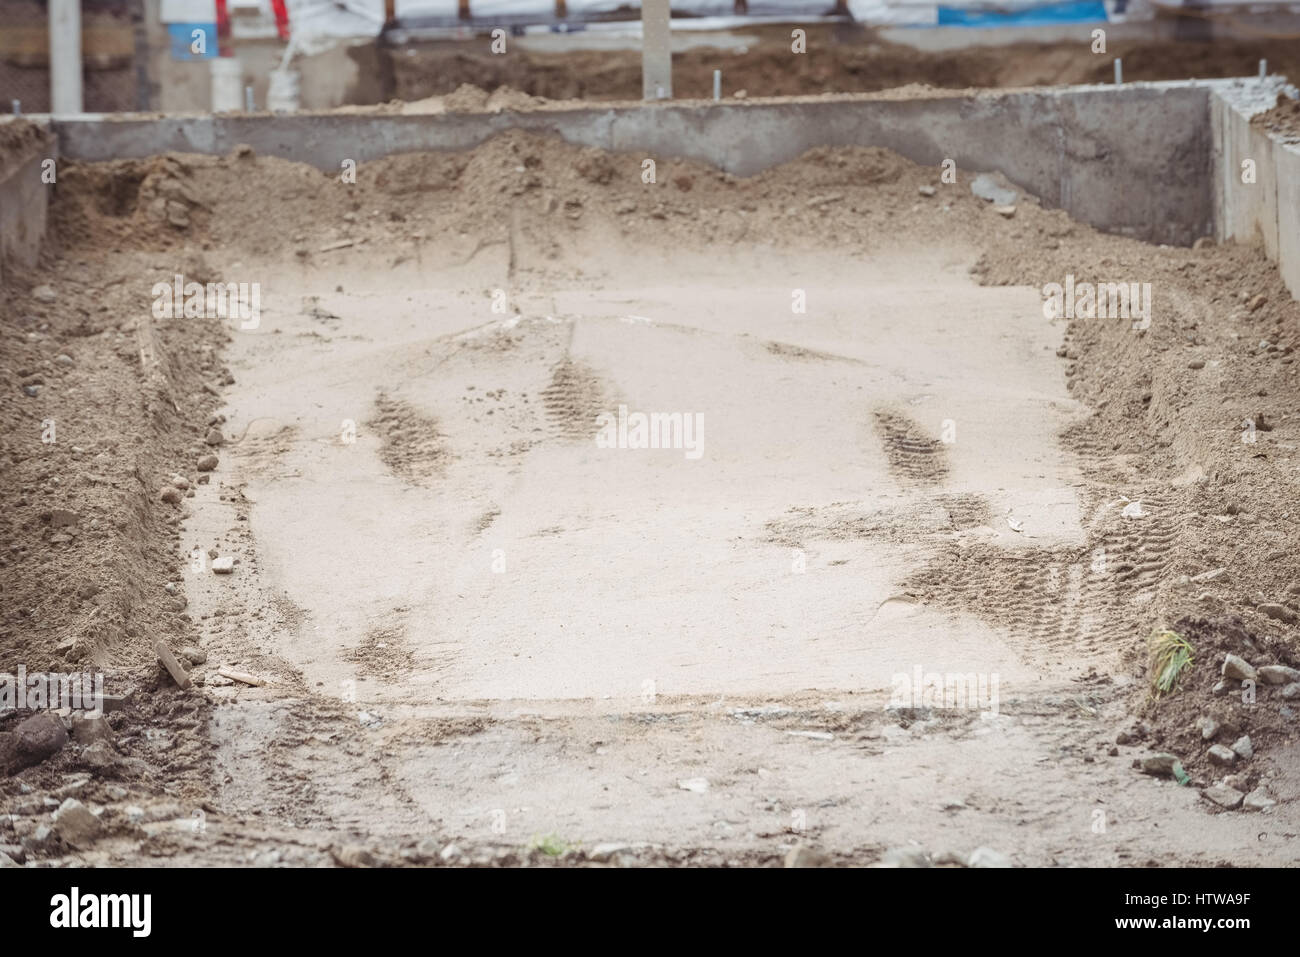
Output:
[385,24,1300,103]
[2,124,1299,866]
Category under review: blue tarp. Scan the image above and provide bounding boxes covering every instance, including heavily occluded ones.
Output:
[936,0,1107,26]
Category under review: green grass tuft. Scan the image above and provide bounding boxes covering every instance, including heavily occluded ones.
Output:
[1149,629,1194,697]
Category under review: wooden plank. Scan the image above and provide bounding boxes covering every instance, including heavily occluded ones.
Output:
[154,640,193,690]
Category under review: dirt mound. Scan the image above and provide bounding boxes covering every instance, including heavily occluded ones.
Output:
[1252,92,1300,138]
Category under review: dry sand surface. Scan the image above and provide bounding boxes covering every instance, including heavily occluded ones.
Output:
[2,125,1300,866]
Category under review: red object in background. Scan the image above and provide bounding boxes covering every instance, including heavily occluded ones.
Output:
[270,0,290,40]
[215,0,231,55]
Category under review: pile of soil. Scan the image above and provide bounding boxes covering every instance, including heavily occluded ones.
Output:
[384,24,1300,103]
[1253,92,1300,139]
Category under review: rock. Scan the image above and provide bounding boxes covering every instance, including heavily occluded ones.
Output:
[439,842,465,863]
[968,847,1012,868]
[1223,773,1249,791]
[196,453,219,471]
[970,173,1017,206]
[212,556,234,574]
[179,646,207,665]
[677,777,709,793]
[160,487,182,505]
[51,798,103,849]
[0,844,25,864]
[0,732,18,775]
[22,385,39,397]
[994,204,1017,218]
[331,844,376,868]
[79,740,120,773]
[1188,359,1206,370]
[918,185,937,197]
[69,715,113,746]
[49,508,78,528]
[1201,783,1244,809]
[1196,716,1221,741]
[0,851,19,868]
[204,428,225,446]
[932,849,967,867]
[1258,665,1300,685]
[1243,787,1276,811]
[881,846,931,868]
[1279,682,1300,699]
[589,843,634,863]
[784,844,832,868]
[1211,680,1230,695]
[1191,567,1227,583]
[1258,603,1298,625]
[1221,654,1257,683]
[1207,743,1237,766]
[1140,753,1181,776]
[15,713,68,766]
[1230,735,1253,760]
[1247,294,1267,313]
[33,285,57,303]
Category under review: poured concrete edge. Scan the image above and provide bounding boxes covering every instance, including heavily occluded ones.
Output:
[5,78,1297,297]
[36,80,1240,246]
[1211,83,1300,300]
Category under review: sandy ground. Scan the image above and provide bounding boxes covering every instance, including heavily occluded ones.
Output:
[3,128,1300,866]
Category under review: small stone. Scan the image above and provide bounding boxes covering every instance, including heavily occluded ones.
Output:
[1211,679,1230,695]
[1247,294,1267,312]
[79,739,120,773]
[918,185,937,197]
[994,204,1017,218]
[212,556,234,574]
[196,453,219,471]
[70,715,113,746]
[51,798,103,849]
[1201,783,1244,809]
[204,428,225,446]
[1243,787,1276,811]
[1258,665,1300,685]
[15,713,68,765]
[331,844,376,868]
[784,845,832,868]
[1258,603,1298,624]
[33,285,57,303]
[882,846,931,868]
[160,487,182,505]
[1207,743,1237,766]
[22,385,39,397]
[179,646,207,665]
[1230,735,1253,760]
[678,777,709,793]
[439,842,465,863]
[1279,682,1300,699]
[968,847,1011,868]
[1190,567,1227,583]
[1196,716,1220,740]
[1221,654,1257,683]
[1140,753,1180,776]
[0,851,18,868]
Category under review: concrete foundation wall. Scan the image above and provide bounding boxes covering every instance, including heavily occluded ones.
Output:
[44,80,1224,245]
[8,80,1298,299]
[1213,83,1300,300]
[0,123,54,286]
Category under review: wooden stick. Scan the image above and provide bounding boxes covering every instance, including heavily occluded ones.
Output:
[154,640,192,690]
[218,667,266,687]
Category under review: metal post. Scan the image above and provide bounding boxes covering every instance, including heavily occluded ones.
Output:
[1259,59,1267,78]
[713,69,721,101]
[642,0,672,100]
[1114,58,1122,85]
[245,85,255,111]
[49,0,84,114]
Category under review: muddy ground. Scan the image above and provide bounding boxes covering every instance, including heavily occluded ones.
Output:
[1,118,1299,867]
[381,23,1300,103]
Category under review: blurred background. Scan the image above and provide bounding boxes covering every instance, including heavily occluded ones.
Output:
[3,0,1299,113]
